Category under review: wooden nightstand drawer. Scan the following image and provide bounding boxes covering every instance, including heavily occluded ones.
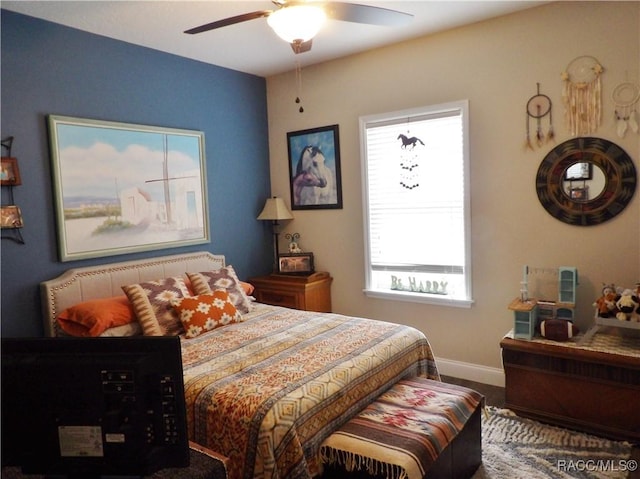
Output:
[255,289,299,309]
[249,272,332,312]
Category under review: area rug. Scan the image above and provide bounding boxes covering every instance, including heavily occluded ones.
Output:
[472,407,634,479]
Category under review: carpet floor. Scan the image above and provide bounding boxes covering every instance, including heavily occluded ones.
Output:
[441,376,638,479]
[472,407,634,479]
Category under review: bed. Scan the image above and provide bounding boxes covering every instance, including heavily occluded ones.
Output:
[41,251,440,479]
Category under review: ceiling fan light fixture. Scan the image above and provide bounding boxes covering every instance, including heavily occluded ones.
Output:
[267,5,326,44]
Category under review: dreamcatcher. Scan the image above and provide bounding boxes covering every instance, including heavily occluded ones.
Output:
[525,83,554,150]
[612,80,640,138]
[561,55,604,136]
[397,131,424,190]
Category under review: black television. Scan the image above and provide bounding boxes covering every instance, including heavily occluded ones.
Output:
[1,336,190,477]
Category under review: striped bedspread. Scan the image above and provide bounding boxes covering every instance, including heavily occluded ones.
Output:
[180,304,439,479]
[320,378,484,479]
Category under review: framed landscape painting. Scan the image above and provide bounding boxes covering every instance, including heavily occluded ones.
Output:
[48,115,209,261]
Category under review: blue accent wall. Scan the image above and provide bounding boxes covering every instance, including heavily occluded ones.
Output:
[1,10,273,337]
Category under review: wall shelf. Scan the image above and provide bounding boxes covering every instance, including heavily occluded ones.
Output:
[1,137,25,244]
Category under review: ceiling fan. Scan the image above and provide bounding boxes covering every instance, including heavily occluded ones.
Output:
[184,1,413,54]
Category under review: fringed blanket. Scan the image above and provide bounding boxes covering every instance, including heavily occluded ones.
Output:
[180,304,439,479]
[320,378,484,479]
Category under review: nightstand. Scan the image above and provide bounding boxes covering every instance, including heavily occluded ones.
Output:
[249,272,332,312]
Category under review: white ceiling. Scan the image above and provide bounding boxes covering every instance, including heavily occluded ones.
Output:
[2,1,547,77]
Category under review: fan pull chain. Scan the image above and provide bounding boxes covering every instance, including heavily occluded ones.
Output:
[295,62,304,113]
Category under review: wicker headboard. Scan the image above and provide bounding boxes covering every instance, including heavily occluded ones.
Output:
[40,251,225,337]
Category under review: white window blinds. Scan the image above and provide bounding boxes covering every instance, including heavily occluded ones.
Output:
[361,101,472,306]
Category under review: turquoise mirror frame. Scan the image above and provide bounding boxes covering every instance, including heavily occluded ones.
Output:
[536,137,637,226]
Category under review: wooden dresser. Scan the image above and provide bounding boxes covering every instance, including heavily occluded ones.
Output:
[249,272,332,312]
[500,332,640,442]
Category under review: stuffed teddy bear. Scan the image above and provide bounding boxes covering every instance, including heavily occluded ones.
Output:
[593,284,619,318]
[615,289,640,322]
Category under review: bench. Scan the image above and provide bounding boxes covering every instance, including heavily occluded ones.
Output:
[320,378,484,479]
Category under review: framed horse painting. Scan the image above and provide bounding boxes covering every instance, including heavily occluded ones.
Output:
[287,124,343,210]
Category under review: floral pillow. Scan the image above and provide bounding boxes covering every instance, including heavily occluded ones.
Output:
[186,265,253,314]
[121,277,190,336]
[171,290,242,339]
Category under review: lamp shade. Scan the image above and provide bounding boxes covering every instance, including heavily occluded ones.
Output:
[267,5,326,43]
[257,197,294,221]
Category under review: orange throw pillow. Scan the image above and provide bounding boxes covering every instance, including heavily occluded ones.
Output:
[240,281,255,296]
[57,296,136,337]
[171,290,242,339]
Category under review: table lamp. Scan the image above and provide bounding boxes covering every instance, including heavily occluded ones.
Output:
[257,197,294,272]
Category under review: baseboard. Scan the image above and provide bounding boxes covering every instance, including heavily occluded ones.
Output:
[436,357,505,387]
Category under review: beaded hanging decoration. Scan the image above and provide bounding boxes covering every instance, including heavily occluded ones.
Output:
[525,83,554,150]
[397,132,424,190]
[561,56,604,136]
[611,80,640,138]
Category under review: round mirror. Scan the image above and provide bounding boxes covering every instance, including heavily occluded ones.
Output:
[561,162,606,202]
[536,137,637,226]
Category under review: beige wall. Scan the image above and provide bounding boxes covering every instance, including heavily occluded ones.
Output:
[265,2,640,382]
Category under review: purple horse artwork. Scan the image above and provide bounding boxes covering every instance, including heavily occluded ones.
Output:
[292,170,324,205]
[293,146,334,206]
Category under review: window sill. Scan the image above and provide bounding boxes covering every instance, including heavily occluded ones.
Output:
[363,288,474,308]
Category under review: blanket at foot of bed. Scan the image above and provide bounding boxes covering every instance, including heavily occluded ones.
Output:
[319,378,484,479]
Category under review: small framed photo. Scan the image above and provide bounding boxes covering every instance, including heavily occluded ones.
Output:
[569,186,589,201]
[1,206,24,229]
[278,253,315,274]
[1,157,21,186]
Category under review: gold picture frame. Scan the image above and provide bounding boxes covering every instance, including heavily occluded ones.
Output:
[1,157,21,186]
[1,205,24,229]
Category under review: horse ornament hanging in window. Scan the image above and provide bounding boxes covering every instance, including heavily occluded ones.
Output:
[397,132,425,190]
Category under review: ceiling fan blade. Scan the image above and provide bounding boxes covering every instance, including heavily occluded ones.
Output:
[323,2,413,26]
[184,10,272,35]
[291,40,313,54]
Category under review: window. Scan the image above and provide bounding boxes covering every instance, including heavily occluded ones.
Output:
[360,100,472,307]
